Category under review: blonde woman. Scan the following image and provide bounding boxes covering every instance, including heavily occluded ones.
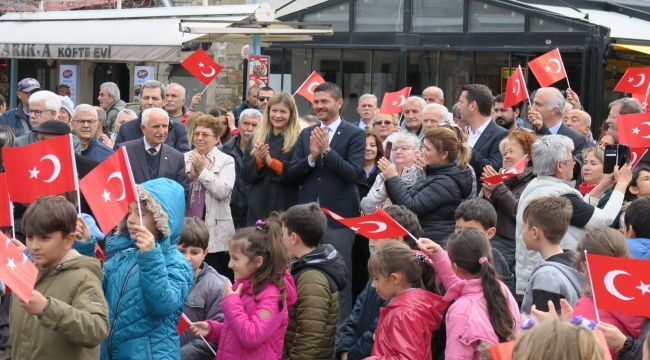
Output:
[241,92,304,225]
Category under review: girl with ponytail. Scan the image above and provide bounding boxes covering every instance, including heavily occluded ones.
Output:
[419,229,521,359]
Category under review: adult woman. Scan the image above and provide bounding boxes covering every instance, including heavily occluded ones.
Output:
[241,92,303,225]
[372,113,398,146]
[481,131,537,270]
[209,108,231,145]
[184,114,236,277]
[382,127,473,244]
[597,130,617,149]
[579,147,605,196]
[184,111,204,148]
[358,130,383,200]
[361,132,420,214]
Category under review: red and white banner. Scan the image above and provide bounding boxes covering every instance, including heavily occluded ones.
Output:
[528,48,568,87]
[617,113,650,148]
[321,208,409,239]
[380,87,412,115]
[294,71,326,104]
[181,49,224,86]
[503,66,529,108]
[0,232,38,303]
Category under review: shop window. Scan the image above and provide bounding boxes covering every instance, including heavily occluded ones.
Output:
[475,52,509,95]
[303,2,350,32]
[355,0,404,32]
[341,50,372,122]
[372,50,400,98]
[469,0,524,32]
[412,0,463,33]
[407,51,439,94]
[291,49,314,115]
[530,17,579,32]
[439,52,474,108]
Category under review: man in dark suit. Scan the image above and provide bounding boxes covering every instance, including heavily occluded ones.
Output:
[115,80,190,153]
[457,84,508,184]
[121,108,188,190]
[288,82,365,323]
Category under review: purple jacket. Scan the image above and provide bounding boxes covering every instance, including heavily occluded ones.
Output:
[429,250,521,360]
[205,271,297,360]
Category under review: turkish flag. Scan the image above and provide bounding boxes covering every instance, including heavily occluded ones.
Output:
[380,87,412,114]
[629,147,648,169]
[0,174,12,227]
[321,208,408,239]
[614,67,650,95]
[632,93,650,112]
[0,232,38,303]
[503,66,528,108]
[177,313,191,335]
[527,48,568,87]
[482,156,527,185]
[617,113,650,148]
[2,134,77,204]
[489,342,514,360]
[587,253,650,318]
[295,71,326,104]
[80,147,138,234]
[181,49,224,86]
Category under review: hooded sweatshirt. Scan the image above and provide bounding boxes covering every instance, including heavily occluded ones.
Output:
[7,250,109,360]
[101,178,194,360]
[284,244,347,359]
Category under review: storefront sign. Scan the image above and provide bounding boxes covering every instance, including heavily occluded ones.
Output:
[133,66,156,98]
[0,44,183,63]
[248,55,269,88]
[59,64,78,104]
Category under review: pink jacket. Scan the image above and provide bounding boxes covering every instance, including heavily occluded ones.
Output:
[429,250,521,360]
[206,271,297,360]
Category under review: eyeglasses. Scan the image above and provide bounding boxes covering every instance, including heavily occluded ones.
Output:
[74,119,97,125]
[258,96,271,102]
[375,120,393,126]
[193,131,215,138]
[559,158,575,165]
[30,109,53,116]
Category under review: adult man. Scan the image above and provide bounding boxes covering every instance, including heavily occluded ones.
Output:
[222,108,261,229]
[421,103,449,130]
[72,104,114,163]
[97,82,126,134]
[354,94,377,130]
[456,84,508,184]
[115,80,190,152]
[122,108,188,189]
[256,86,275,114]
[233,85,259,124]
[528,87,586,158]
[514,135,630,295]
[422,86,444,105]
[565,109,596,145]
[606,97,643,129]
[493,94,523,133]
[164,83,190,123]
[288,82,365,324]
[57,84,71,97]
[400,96,425,141]
[0,78,40,137]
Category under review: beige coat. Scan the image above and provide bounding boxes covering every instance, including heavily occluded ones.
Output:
[185,147,236,252]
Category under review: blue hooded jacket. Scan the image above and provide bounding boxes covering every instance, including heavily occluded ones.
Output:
[99,178,193,360]
[627,238,650,260]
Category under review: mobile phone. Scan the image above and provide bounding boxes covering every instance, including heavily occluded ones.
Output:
[603,144,629,174]
[384,141,393,159]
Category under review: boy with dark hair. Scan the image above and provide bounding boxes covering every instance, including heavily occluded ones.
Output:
[521,196,584,314]
[624,197,650,260]
[7,196,108,359]
[177,217,228,360]
[281,203,346,359]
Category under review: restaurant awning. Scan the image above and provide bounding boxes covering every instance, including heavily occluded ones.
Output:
[613,44,650,56]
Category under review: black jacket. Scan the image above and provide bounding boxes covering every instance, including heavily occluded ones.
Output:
[385,163,473,244]
[469,120,508,187]
[221,134,249,229]
[357,165,380,201]
[115,115,190,153]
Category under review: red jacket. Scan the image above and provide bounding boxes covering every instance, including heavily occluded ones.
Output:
[367,288,447,360]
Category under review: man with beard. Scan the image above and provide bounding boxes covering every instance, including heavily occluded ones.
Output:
[492,94,530,133]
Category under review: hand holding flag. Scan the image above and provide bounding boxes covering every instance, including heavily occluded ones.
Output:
[380,87,412,115]
[178,313,216,355]
[528,48,569,88]
[482,156,527,185]
[321,208,411,240]
[0,231,38,303]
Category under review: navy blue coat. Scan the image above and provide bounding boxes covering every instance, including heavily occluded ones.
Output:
[469,120,508,187]
[115,116,190,153]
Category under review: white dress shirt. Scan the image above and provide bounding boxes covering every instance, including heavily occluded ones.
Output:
[468,118,491,148]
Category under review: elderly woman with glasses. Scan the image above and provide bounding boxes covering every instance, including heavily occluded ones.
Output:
[371,113,398,146]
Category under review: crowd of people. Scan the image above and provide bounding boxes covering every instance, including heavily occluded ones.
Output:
[0,75,649,360]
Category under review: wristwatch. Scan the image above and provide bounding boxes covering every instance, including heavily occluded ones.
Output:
[323,147,331,157]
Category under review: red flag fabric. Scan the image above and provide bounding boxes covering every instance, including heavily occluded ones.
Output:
[587,253,650,318]
[177,313,191,335]
[489,342,514,360]
[321,208,408,239]
[503,66,529,108]
[617,113,650,148]
[80,147,138,235]
[0,174,12,227]
[482,156,527,185]
[295,71,326,104]
[632,93,650,112]
[629,147,649,169]
[2,134,77,204]
[95,244,105,262]
[0,232,38,303]
[181,49,224,86]
[380,87,412,115]
[614,67,650,95]
[527,48,568,87]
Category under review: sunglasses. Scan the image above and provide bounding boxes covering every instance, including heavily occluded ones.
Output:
[258,96,271,102]
[375,120,393,126]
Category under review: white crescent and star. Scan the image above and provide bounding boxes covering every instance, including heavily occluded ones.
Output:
[628,74,646,88]
[514,79,521,96]
[604,270,635,301]
[6,257,15,271]
[106,172,127,202]
[357,221,388,234]
[545,58,562,73]
[307,81,320,94]
[39,155,61,183]
[200,66,216,79]
[398,95,406,106]
[643,122,650,139]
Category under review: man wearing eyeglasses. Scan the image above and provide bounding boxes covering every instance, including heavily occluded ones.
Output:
[72,104,114,163]
[255,86,275,114]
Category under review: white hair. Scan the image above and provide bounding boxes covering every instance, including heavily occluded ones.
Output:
[403,96,426,110]
[166,83,186,98]
[29,90,61,111]
[117,108,138,119]
[532,135,574,176]
[72,104,98,120]
[423,86,444,98]
[359,93,378,106]
[100,82,121,100]
[240,108,262,122]
[141,107,169,127]
[390,132,421,151]
[423,103,450,120]
[541,87,566,117]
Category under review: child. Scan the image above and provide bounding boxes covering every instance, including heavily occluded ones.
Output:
[521,196,584,314]
[624,197,650,260]
[190,217,297,359]
[280,203,346,359]
[629,165,650,199]
[7,196,108,359]
[177,217,229,360]
[419,229,521,359]
[366,242,446,359]
[336,205,423,360]
[455,198,513,293]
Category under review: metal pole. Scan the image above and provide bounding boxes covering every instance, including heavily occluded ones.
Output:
[9,59,17,109]
[117,0,122,10]
[251,0,261,55]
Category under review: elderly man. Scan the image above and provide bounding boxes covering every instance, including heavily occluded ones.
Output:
[514,135,631,296]
[421,103,449,131]
[122,108,188,188]
[233,85,259,124]
[256,86,275,114]
[164,83,190,123]
[97,82,126,134]
[0,78,40,137]
[115,80,189,152]
[400,96,425,141]
[565,109,596,145]
[222,108,262,229]
[72,104,114,163]
[354,94,377,130]
[422,86,444,105]
[606,97,643,129]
